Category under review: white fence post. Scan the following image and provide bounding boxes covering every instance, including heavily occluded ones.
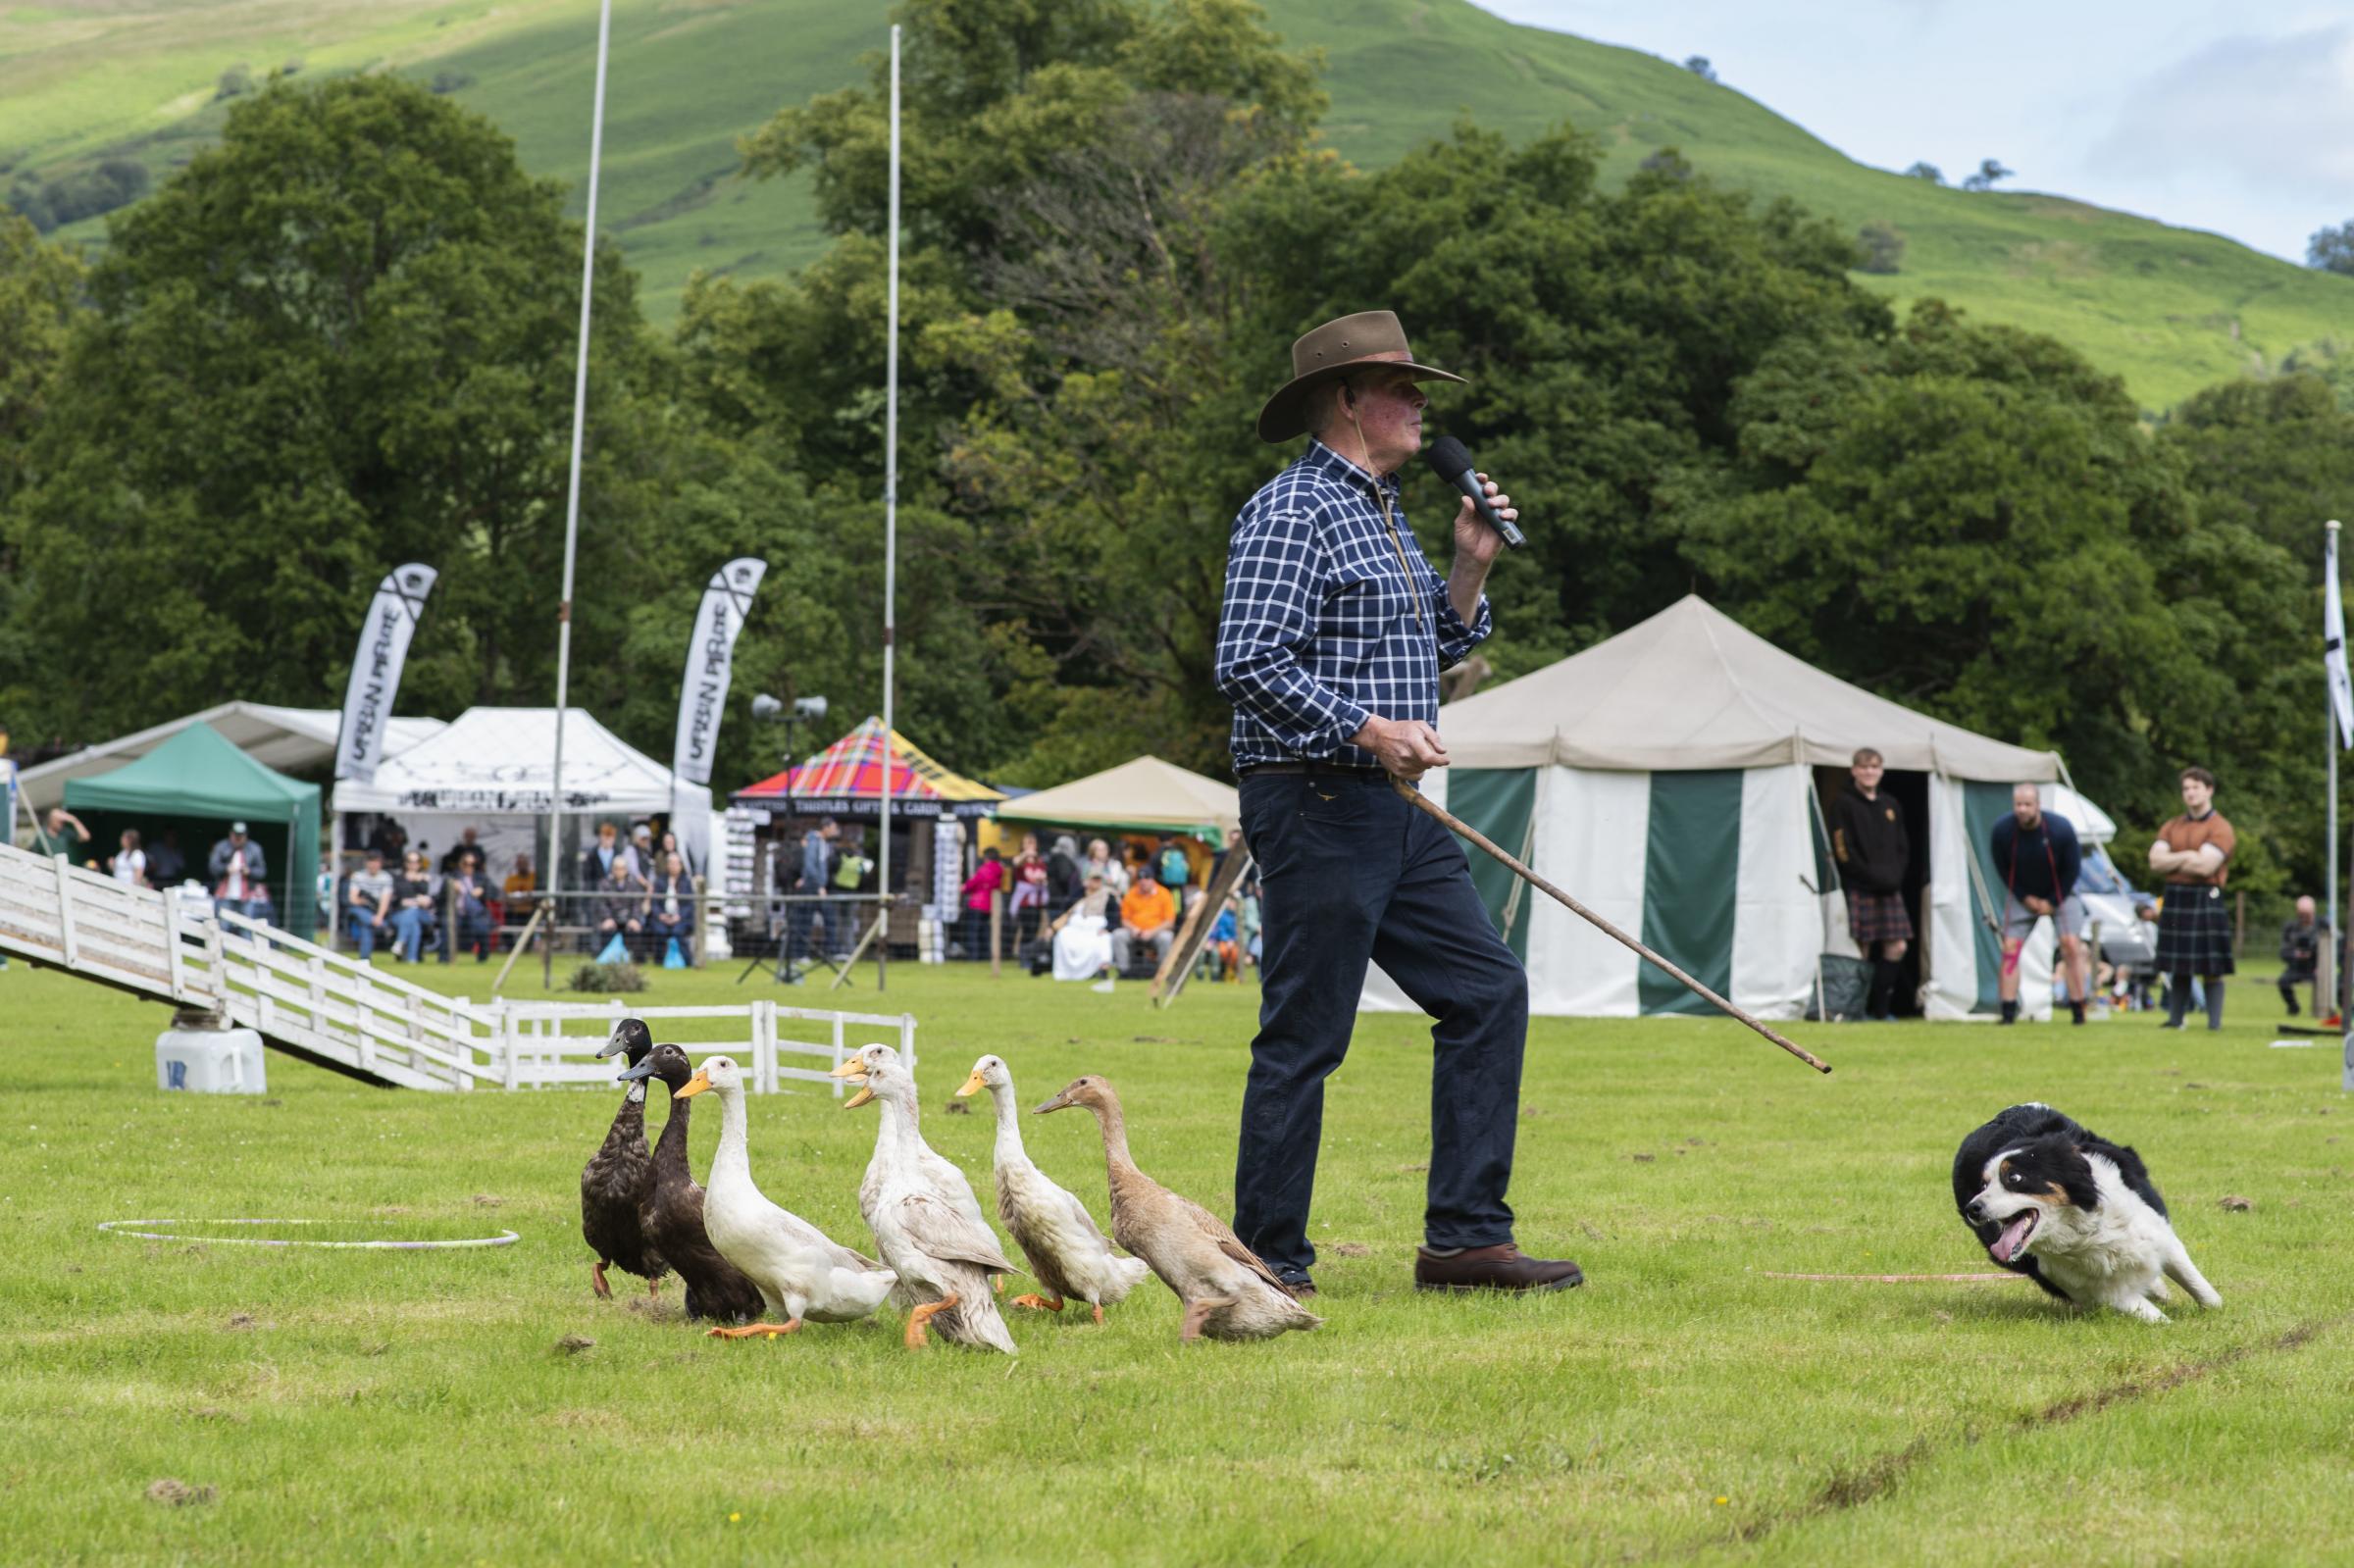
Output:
[830,1014,845,1099]
[162,894,186,1000]
[51,855,78,969]
[900,1012,917,1076]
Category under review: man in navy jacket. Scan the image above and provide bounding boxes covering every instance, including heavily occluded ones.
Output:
[1989,783,2089,1025]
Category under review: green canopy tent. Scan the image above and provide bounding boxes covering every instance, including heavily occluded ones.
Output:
[64,721,321,935]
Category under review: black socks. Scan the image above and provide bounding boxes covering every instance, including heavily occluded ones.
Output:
[1867,958,1900,1019]
[2000,998,2019,1025]
[2205,979,2225,1032]
[2167,974,2191,1028]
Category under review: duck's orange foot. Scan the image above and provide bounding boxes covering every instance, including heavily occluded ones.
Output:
[1010,1293,1064,1312]
[706,1320,801,1340]
[591,1260,612,1299]
[1092,1303,1105,1326]
[903,1294,959,1349]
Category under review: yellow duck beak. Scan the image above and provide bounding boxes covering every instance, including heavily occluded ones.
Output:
[953,1071,987,1099]
[831,1056,874,1109]
[673,1070,712,1100]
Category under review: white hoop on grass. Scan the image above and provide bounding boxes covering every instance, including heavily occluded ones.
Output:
[98,1219,520,1250]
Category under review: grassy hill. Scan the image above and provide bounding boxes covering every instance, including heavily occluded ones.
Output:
[5,0,2348,408]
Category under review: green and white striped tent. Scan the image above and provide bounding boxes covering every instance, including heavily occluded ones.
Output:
[1360,596,2065,1021]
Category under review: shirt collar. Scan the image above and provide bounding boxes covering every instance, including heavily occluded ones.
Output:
[1303,436,1403,499]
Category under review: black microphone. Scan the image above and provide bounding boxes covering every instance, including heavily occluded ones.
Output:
[1423,435,1525,549]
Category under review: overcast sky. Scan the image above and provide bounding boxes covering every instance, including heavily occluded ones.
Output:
[1471,0,2354,264]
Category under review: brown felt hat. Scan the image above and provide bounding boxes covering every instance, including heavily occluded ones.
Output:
[1255,310,1465,443]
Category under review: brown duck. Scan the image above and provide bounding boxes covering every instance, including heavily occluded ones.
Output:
[619,1043,765,1324]
[1034,1075,1320,1342]
[581,1018,666,1298]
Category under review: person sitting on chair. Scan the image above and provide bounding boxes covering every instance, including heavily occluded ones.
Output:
[1111,869,1177,975]
[389,850,437,962]
[592,851,648,959]
[649,851,695,963]
[443,851,493,963]
[347,849,395,961]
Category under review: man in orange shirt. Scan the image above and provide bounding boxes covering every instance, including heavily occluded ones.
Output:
[1112,869,1177,974]
[2149,765,2235,1031]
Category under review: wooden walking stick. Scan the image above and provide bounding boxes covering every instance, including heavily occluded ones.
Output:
[1393,779,1832,1074]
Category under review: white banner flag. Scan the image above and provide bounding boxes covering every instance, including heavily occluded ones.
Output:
[2330,524,2353,749]
[334,564,437,784]
[672,557,768,786]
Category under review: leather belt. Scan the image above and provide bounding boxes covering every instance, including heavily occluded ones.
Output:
[1240,761,1387,779]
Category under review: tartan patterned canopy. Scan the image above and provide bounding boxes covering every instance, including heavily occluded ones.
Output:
[734,717,1003,809]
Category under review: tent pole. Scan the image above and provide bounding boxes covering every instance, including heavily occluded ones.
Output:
[875,22,900,992]
[545,0,613,993]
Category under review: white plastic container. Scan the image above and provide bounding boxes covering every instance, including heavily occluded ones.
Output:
[156,1026,267,1094]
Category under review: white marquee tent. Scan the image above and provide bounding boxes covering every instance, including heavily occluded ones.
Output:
[992,755,1243,846]
[1361,596,2075,1023]
[332,707,713,886]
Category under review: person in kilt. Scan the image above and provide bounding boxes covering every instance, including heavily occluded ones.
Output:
[2148,766,2235,1031]
[1828,747,1912,1021]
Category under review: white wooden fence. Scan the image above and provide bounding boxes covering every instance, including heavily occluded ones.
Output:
[0,839,912,1091]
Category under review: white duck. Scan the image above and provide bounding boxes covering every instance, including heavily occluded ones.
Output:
[955,1053,1150,1324]
[672,1055,897,1340]
[831,1043,1019,1353]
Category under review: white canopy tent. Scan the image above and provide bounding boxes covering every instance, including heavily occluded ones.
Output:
[332,706,714,887]
[13,701,445,816]
[1361,597,2072,1023]
[992,755,1243,846]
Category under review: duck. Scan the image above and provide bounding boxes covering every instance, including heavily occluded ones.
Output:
[581,1018,666,1299]
[954,1054,1150,1324]
[831,1043,1019,1353]
[1034,1075,1321,1342]
[671,1055,897,1339]
[616,1043,766,1325]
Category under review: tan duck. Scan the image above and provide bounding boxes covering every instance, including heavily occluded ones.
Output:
[1034,1075,1321,1342]
[832,1043,1019,1353]
[955,1054,1150,1324]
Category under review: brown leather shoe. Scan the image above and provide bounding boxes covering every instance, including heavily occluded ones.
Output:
[1414,1244,1583,1292]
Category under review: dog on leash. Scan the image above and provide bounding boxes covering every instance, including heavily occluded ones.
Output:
[1952,1103,2221,1322]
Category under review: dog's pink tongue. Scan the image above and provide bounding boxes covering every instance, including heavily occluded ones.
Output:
[1990,1215,2034,1263]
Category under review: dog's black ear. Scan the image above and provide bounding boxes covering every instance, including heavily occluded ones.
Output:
[2060,1144,2103,1211]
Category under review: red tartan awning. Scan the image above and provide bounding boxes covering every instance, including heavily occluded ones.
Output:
[734,717,1003,812]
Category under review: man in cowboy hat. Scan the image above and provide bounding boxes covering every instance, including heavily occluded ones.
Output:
[1213,310,1581,1298]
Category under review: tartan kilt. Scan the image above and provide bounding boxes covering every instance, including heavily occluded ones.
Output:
[2155,885,2236,975]
[1846,889,1914,946]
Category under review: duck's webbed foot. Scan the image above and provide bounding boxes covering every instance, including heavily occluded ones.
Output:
[903,1294,959,1348]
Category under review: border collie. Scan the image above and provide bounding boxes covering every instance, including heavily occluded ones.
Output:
[1952,1103,2220,1323]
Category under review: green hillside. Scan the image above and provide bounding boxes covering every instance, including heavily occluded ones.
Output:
[5,0,2348,408]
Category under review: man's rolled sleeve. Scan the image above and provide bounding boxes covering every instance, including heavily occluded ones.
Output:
[1426,567,1493,670]
[1214,508,1370,756]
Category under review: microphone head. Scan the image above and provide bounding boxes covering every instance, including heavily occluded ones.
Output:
[1423,434,1474,480]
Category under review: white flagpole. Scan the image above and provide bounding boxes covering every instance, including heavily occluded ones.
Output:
[876,23,900,991]
[2332,523,2341,1021]
[545,0,614,986]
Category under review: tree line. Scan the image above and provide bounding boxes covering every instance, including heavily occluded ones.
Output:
[1,0,2349,900]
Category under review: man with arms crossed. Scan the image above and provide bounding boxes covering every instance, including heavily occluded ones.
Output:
[1214,310,1580,1298]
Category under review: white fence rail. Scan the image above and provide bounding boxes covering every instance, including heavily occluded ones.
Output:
[0,840,912,1092]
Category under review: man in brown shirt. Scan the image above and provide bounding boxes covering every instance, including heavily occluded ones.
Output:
[2148,766,2235,1031]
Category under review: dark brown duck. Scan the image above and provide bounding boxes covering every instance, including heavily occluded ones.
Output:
[581,1018,667,1297]
[620,1043,765,1324]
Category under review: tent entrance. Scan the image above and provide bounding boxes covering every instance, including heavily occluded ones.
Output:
[1812,766,1931,1019]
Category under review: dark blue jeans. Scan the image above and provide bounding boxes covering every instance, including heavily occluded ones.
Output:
[1233,770,1529,1277]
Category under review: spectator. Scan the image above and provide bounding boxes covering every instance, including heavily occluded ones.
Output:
[959,846,1007,960]
[1049,871,1117,981]
[2148,766,2236,1031]
[245,877,277,929]
[582,820,634,887]
[443,851,492,963]
[649,851,695,961]
[1990,783,2090,1026]
[367,818,408,865]
[1208,895,1243,982]
[209,822,268,921]
[657,829,688,877]
[316,854,335,927]
[630,823,656,877]
[110,828,148,888]
[147,827,186,885]
[1006,833,1050,946]
[593,850,648,958]
[2279,895,2327,1017]
[1082,837,1130,896]
[786,818,841,970]
[502,852,538,918]
[1112,869,1177,974]
[1827,747,1912,1021]
[38,805,90,863]
[347,848,395,961]
[1155,835,1194,909]
[389,850,437,962]
[438,827,486,878]
[1046,835,1084,912]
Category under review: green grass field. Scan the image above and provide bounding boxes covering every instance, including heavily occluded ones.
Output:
[4,954,2349,1564]
[4,0,2348,405]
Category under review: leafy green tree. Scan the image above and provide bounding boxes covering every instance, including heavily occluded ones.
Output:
[2160,372,2354,573]
[9,76,658,741]
[1855,219,1904,274]
[2308,219,2354,277]
[1960,158,2012,192]
[0,215,84,736]
[1902,161,1943,184]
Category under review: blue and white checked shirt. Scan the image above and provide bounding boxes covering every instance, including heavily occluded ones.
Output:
[1215,438,1492,771]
